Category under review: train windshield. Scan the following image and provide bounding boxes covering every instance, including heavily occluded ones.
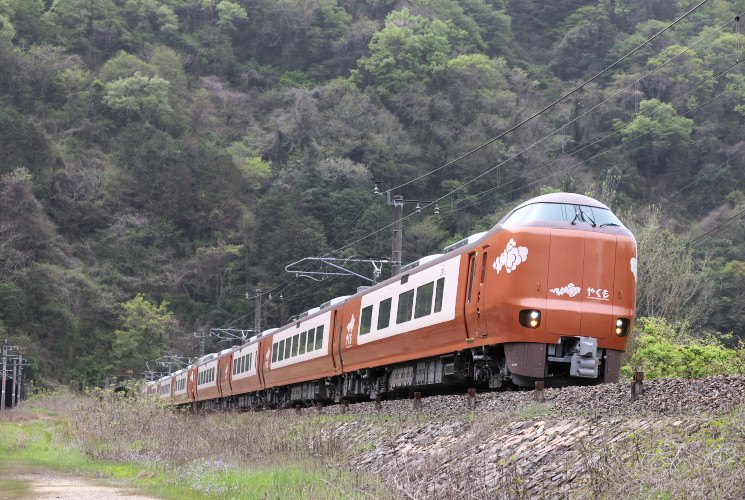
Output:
[500,202,626,229]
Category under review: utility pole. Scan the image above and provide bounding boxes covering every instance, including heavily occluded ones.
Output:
[15,356,23,406]
[254,288,263,336]
[11,355,17,407]
[1,340,6,412]
[374,181,439,277]
[392,195,404,276]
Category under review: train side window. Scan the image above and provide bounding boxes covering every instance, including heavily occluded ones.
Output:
[467,256,477,303]
[299,331,307,354]
[291,334,299,357]
[315,325,324,350]
[307,328,316,352]
[233,359,237,375]
[360,305,373,335]
[434,278,445,312]
[377,298,392,330]
[284,338,292,359]
[272,343,278,363]
[397,290,414,324]
[241,355,246,372]
[278,340,285,361]
[414,282,434,319]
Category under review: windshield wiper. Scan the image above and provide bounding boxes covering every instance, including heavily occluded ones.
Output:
[579,208,596,227]
[599,223,620,227]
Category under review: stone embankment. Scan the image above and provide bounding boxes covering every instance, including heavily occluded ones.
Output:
[308,375,745,498]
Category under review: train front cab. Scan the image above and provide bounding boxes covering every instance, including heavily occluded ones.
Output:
[472,193,636,387]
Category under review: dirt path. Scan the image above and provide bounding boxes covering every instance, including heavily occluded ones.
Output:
[12,473,162,500]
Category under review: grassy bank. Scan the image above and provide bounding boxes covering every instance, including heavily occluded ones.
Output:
[0,390,394,499]
[4,387,745,499]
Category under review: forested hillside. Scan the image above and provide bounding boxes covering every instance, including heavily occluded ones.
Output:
[1,0,744,385]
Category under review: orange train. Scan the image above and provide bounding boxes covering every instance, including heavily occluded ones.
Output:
[145,193,637,408]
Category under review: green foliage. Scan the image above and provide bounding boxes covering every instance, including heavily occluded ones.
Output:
[623,317,745,379]
[630,207,713,327]
[618,99,694,177]
[279,70,315,88]
[102,71,173,124]
[552,5,617,79]
[113,294,176,376]
[215,0,248,31]
[0,0,744,387]
[358,8,466,97]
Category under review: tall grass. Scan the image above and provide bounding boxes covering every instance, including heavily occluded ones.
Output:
[64,390,394,498]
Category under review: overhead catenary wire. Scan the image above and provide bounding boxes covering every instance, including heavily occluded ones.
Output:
[379,0,714,196]
[327,53,744,257]
[322,8,737,257]
[220,1,733,332]
[659,148,745,205]
[451,58,745,213]
[687,206,745,247]
[457,79,745,211]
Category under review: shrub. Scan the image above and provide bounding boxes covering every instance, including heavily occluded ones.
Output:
[622,317,745,379]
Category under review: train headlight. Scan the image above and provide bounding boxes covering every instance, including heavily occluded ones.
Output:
[615,318,630,336]
[519,309,541,329]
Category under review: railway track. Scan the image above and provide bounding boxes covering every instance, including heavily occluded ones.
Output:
[266,373,745,420]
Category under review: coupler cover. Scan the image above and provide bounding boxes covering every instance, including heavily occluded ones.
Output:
[570,337,600,378]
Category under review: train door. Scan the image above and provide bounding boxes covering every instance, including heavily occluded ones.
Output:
[464,250,488,339]
[217,357,231,398]
[188,366,198,401]
[330,309,343,373]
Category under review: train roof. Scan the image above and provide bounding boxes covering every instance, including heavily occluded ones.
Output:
[511,192,609,212]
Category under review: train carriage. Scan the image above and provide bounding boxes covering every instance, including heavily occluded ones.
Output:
[193,353,220,404]
[228,339,263,407]
[261,306,340,404]
[157,375,173,401]
[171,369,189,404]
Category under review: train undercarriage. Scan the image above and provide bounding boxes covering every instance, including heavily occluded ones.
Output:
[192,337,622,411]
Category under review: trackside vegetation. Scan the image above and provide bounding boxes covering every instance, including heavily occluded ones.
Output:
[0,390,395,499]
[623,317,745,380]
[3,384,745,499]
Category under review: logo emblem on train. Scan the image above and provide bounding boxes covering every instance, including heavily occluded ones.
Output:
[493,238,529,274]
[549,283,581,297]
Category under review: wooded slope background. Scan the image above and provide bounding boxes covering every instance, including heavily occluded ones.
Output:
[1,0,744,385]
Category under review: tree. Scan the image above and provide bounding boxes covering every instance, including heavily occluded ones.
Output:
[630,208,714,328]
[551,5,617,80]
[357,8,466,98]
[45,0,129,65]
[618,99,694,179]
[113,294,177,375]
[102,71,174,125]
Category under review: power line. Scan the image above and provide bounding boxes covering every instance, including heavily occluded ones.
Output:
[381,0,714,195]
[688,206,745,247]
[482,80,745,205]
[659,149,745,205]
[220,1,730,332]
[323,9,736,256]
[451,58,745,212]
[451,59,745,213]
